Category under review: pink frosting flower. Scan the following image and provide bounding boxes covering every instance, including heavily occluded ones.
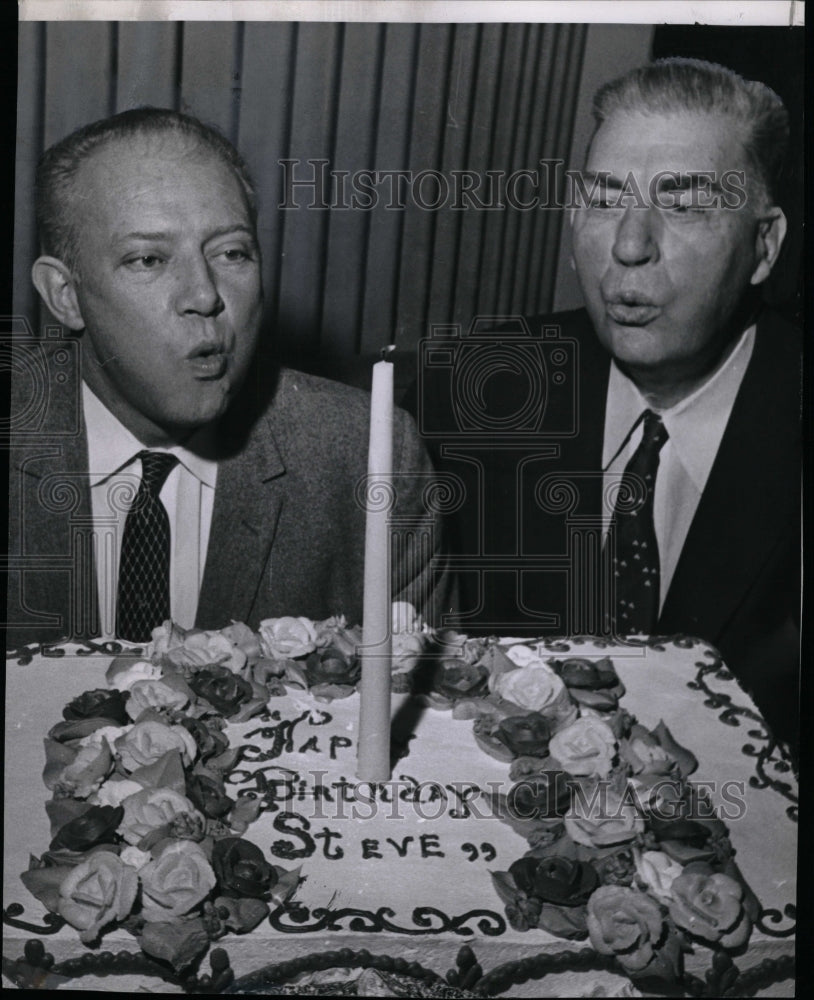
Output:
[107,659,164,692]
[57,852,139,943]
[119,787,204,845]
[52,740,113,799]
[258,616,318,659]
[634,850,685,901]
[549,717,617,777]
[490,664,576,726]
[565,784,644,848]
[115,720,197,772]
[166,630,248,674]
[139,840,217,921]
[125,679,190,721]
[668,870,751,948]
[586,885,665,972]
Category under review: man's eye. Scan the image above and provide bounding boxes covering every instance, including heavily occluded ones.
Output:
[125,254,165,270]
[217,247,254,263]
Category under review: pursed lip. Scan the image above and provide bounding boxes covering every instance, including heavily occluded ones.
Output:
[603,290,662,327]
[185,341,230,379]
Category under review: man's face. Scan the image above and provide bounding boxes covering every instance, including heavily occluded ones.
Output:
[66,132,263,443]
[571,109,773,384]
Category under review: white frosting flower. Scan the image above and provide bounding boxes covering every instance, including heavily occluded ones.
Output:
[125,679,190,720]
[258,616,318,659]
[490,664,566,712]
[635,850,684,901]
[167,630,248,674]
[391,602,425,633]
[120,846,152,871]
[549,716,618,777]
[90,777,143,808]
[78,724,132,750]
[107,660,164,692]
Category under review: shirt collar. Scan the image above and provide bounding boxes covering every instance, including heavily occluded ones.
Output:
[604,325,756,492]
[82,383,218,489]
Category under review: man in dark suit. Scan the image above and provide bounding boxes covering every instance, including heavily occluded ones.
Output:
[5,108,453,648]
[410,58,800,747]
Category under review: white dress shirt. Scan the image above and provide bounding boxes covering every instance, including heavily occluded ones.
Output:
[82,384,217,637]
[601,325,756,611]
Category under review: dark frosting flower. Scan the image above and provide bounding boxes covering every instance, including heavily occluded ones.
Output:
[303,647,361,688]
[552,657,621,691]
[432,659,489,701]
[188,666,253,717]
[50,805,124,851]
[212,836,277,899]
[63,688,130,725]
[505,771,572,821]
[496,713,552,758]
[186,773,234,818]
[510,855,599,906]
[180,717,229,763]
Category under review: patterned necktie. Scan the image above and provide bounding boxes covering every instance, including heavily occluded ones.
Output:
[116,450,179,642]
[607,410,669,634]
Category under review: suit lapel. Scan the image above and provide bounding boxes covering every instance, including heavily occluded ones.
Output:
[195,411,287,628]
[659,315,799,638]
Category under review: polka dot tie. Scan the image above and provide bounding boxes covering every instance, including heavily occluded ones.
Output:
[116,450,179,642]
[607,410,668,634]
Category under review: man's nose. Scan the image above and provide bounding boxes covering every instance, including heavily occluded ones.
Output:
[174,256,225,316]
[611,206,660,266]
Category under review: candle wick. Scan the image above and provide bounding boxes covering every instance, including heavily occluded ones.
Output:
[380,345,396,361]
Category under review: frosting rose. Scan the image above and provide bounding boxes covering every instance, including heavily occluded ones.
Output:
[392,601,424,633]
[496,714,552,758]
[668,869,751,948]
[621,737,674,777]
[107,659,164,692]
[505,771,573,821]
[116,720,197,771]
[565,785,644,848]
[179,717,229,763]
[50,805,123,852]
[139,840,217,921]
[549,717,617,777]
[258,616,317,660]
[53,740,113,799]
[432,659,489,701]
[63,688,130,725]
[91,777,144,808]
[635,850,684,901]
[125,679,190,721]
[510,855,599,907]
[119,787,203,845]
[303,647,361,689]
[187,666,253,718]
[490,664,571,717]
[186,773,234,818]
[166,629,248,674]
[212,836,277,899]
[392,631,427,674]
[57,852,139,944]
[586,885,665,972]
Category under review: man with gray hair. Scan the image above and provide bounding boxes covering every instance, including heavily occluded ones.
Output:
[417,58,800,748]
[7,107,453,647]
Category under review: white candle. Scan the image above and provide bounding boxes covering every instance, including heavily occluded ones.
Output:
[357,347,395,782]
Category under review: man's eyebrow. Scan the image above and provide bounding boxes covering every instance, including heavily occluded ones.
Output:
[579,170,623,190]
[113,224,257,244]
[655,172,725,193]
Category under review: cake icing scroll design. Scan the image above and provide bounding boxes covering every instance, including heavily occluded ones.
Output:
[2,902,66,936]
[268,903,506,937]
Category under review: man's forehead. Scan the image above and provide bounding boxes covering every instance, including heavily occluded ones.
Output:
[586,108,750,176]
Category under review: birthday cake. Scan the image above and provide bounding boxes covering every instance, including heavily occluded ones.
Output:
[3,609,797,996]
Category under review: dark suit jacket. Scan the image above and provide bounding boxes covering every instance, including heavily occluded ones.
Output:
[5,350,454,648]
[407,308,801,746]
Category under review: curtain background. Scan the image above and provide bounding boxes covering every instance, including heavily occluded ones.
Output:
[13,20,656,393]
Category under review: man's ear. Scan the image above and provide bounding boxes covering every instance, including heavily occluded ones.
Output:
[31,256,85,330]
[750,206,787,286]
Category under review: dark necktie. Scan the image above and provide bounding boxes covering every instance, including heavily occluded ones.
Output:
[116,450,179,642]
[606,410,669,634]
